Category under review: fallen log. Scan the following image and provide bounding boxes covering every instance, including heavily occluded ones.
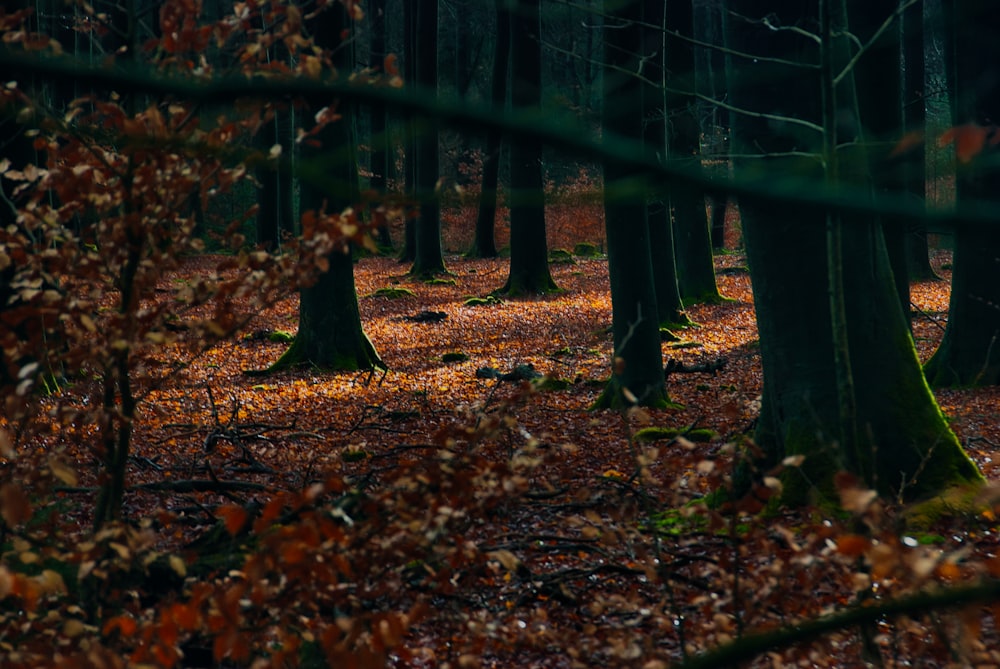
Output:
[663,356,727,379]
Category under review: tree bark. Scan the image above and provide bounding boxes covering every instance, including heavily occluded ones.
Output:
[727,0,980,502]
[253,11,294,250]
[594,0,669,409]
[468,0,509,259]
[695,0,731,252]
[369,0,393,250]
[255,106,294,250]
[901,2,938,281]
[399,1,417,263]
[409,0,447,278]
[666,0,721,305]
[497,0,556,295]
[643,0,688,327]
[852,0,910,325]
[266,1,382,374]
[924,0,1000,387]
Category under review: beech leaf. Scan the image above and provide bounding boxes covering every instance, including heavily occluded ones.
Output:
[48,457,78,486]
[0,483,32,527]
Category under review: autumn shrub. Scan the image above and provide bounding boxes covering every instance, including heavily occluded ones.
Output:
[0,11,383,665]
[0,0,394,522]
[0,389,533,667]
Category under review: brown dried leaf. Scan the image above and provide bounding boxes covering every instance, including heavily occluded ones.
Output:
[0,483,31,527]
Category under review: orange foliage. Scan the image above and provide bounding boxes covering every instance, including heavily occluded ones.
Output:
[938,123,994,163]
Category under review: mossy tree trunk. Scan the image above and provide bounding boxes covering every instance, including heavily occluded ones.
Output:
[497,0,556,296]
[727,0,981,503]
[594,0,669,410]
[269,249,382,373]
[666,0,721,305]
[267,1,383,374]
[923,0,1000,388]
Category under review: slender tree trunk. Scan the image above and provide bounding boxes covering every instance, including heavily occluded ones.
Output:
[409,0,447,277]
[727,0,980,502]
[399,2,417,263]
[254,11,294,250]
[924,0,1000,387]
[468,0,509,259]
[643,0,687,327]
[708,199,726,249]
[369,0,393,250]
[902,2,938,280]
[256,115,280,250]
[665,0,721,304]
[594,0,669,410]
[695,0,730,251]
[256,107,294,250]
[498,0,555,295]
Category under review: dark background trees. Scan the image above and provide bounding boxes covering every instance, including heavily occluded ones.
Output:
[923,0,1000,387]
[1,0,988,502]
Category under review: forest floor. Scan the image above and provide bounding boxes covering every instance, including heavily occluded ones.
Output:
[29,247,1000,667]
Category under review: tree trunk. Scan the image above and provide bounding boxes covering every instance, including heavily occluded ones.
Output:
[369,0,393,250]
[269,249,382,372]
[255,107,294,250]
[902,2,939,281]
[468,0,509,259]
[643,0,688,327]
[498,0,556,295]
[695,0,731,253]
[399,1,417,264]
[924,0,1000,387]
[409,0,447,278]
[852,0,910,325]
[666,0,721,305]
[727,0,980,502]
[594,0,669,410]
[266,1,382,374]
[708,198,727,250]
[253,13,294,250]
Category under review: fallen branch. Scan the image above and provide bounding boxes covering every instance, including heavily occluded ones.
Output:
[664,356,727,379]
[675,579,1000,669]
[131,479,274,493]
[285,431,326,440]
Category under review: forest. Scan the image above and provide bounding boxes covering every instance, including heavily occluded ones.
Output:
[3,0,1000,666]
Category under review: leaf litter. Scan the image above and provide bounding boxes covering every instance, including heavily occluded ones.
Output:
[15,247,1000,667]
